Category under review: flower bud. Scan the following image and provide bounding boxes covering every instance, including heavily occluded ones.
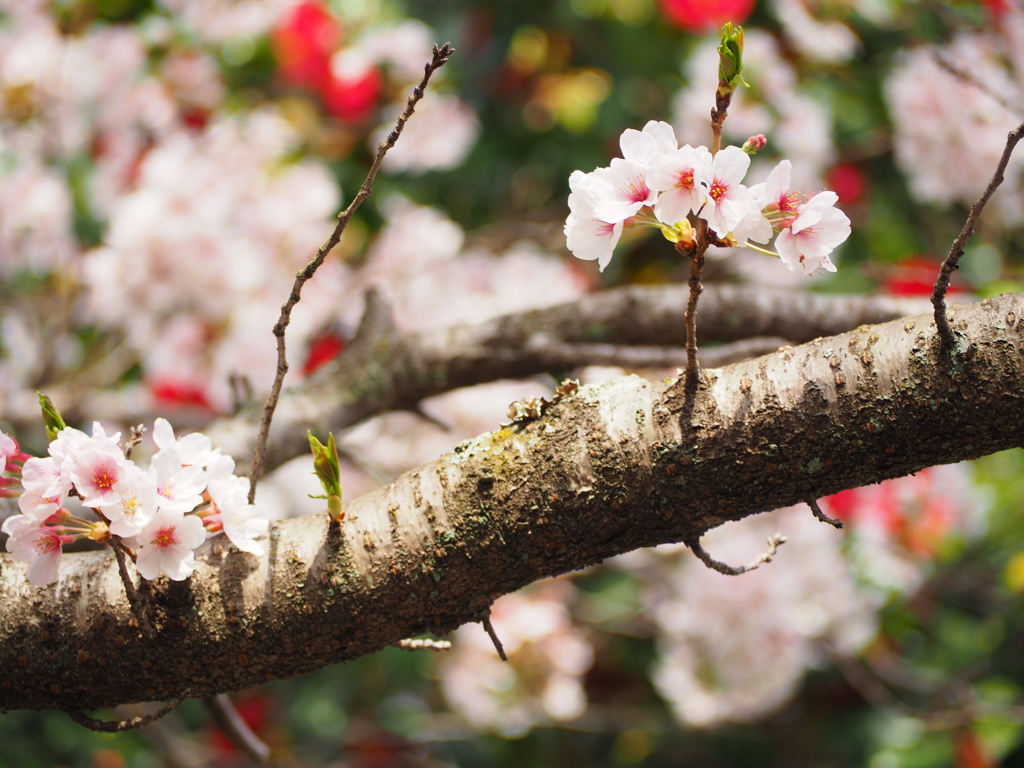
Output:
[717,22,748,96]
[742,134,767,154]
[37,392,67,442]
[308,430,344,523]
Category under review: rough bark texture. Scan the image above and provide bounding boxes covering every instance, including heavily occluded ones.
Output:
[206,285,928,474]
[1,294,1018,714]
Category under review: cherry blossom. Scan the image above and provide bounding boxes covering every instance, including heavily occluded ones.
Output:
[206,454,269,555]
[619,120,678,168]
[698,145,756,237]
[564,170,625,271]
[68,444,129,508]
[0,429,29,471]
[2,515,69,588]
[775,191,850,274]
[97,463,159,537]
[17,488,63,521]
[589,158,658,224]
[136,509,207,581]
[153,417,217,467]
[648,144,712,225]
[150,447,207,514]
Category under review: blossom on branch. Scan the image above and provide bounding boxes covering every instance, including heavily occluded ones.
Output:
[136,508,207,581]
[564,121,850,274]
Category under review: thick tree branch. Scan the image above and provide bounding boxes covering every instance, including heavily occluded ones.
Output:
[208,285,928,473]
[0,293,1018,713]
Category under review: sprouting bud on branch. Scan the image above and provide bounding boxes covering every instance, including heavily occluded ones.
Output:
[36,392,67,442]
[717,22,748,98]
[308,431,344,523]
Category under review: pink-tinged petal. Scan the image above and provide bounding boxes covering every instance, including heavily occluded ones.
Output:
[565,179,625,271]
[776,194,850,274]
[591,159,657,223]
[6,519,65,588]
[620,120,678,167]
[711,146,752,185]
[762,159,793,205]
[565,210,624,271]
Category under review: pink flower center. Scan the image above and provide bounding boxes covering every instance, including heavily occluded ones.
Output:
[623,178,651,203]
[92,464,117,491]
[33,529,62,556]
[709,179,728,202]
[675,168,695,191]
[152,526,179,550]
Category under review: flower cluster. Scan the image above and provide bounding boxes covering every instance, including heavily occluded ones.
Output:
[1,419,268,588]
[564,120,850,275]
[438,581,594,736]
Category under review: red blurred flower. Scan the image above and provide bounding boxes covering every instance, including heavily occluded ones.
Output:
[826,163,866,204]
[302,332,346,375]
[658,0,755,32]
[271,1,341,90]
[883,256,966,297]
[983,0,1010,22]
[321,66,383,123]
[148,377,213,411]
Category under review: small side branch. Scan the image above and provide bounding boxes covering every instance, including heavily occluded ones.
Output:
[204,694,271,766]
[396,638,452,652]
[932,119,1024,346]
[247,43,455,504]
[122,424,145,461]
[68,699,182,732]
[934,52,1024,118]
[687,533,787,576]
[682,232,709,399]
[110,537,153,639]
[481,612,508,661]
[808,498,843,529]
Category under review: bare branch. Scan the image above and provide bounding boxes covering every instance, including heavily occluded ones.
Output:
[686,533,786,576]
[482,612,508,661]
[204,694,271,766]
[932,120,1024,346]
[247,43,455,504]
[68,699,182,732]
[934,51,1024,118]
[808,498,843,529]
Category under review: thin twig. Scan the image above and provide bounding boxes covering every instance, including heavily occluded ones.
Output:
[247,43,455,504]
[686,533,786,576]
[110,537,154,639]
[932,120,1024,347]
[396,637,452,652]
[123,424,145,461]
[481,611,508,661]
[683,231,709,397]
[808,498,843,529]
[934,52,1024,118]
[684,81,735,395]
[204,694,271,766]
[69,699,183,732]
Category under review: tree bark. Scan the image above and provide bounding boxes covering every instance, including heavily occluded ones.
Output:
[0,293,1018,713]
[206,284,928,474]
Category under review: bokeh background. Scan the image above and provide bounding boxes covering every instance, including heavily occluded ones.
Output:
[3,0,1024,765]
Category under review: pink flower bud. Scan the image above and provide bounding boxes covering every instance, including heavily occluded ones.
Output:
[741,134,767,154]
